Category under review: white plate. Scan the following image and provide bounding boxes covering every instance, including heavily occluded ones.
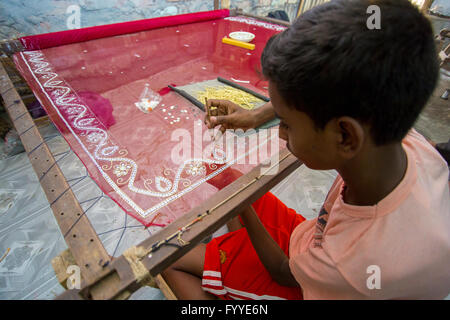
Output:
[229,31,255,43]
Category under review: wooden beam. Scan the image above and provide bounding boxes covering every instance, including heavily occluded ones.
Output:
[0,39,24,56]
[0,60,111,286]
[237,9,291,27]
[421,0,433,13]
[297,0,306,17]
[155,275,177,300]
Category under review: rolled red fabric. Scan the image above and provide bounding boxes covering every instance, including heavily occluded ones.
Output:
[20,9,230,50]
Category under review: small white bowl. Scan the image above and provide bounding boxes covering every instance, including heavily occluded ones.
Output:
[229,31,255,43]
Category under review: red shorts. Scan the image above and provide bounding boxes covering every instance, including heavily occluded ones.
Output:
[202,192,306,300]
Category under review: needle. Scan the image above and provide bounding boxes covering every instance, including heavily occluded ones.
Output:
[205,97,218,158]
[205,97,215,143]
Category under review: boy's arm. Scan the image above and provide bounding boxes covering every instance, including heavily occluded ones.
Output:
[205,160,298,287]
[205,101,276,131]
[239,205,300,287]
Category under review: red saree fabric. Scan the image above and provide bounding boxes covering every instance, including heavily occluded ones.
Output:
[20,9,230,50]
[14,13,287,226]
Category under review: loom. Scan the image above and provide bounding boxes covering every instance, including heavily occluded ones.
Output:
[0,8,301,300]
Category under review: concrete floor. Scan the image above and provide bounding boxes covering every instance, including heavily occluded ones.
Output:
[414,72,450,144]
[415,14,449,144]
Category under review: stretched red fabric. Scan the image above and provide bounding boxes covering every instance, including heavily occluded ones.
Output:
[14,13,287,226]
[20,9,230,50]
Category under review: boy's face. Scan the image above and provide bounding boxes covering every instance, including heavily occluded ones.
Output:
[269,81,340,170]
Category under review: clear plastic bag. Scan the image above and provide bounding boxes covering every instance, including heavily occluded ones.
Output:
[134,84,162,113]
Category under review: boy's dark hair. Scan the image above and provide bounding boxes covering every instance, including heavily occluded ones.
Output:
[261,0,439,145]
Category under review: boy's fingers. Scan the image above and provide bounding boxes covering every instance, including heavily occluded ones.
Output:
[208,99,227,107]
[210,115,231,126]
[206,116,227,133]
[209,116,217,125]
[205,118,218,130]
[208,99,236,115]
[210,107,219,116]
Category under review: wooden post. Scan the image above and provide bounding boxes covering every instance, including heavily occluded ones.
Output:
[421,0,433,13]
[221,0,230,9]
[0,39,24,56]
[52,248,177,299]
[0,60,112,286]
[239,10,291,27]
[155,275,178,300]
[297,0,306,17]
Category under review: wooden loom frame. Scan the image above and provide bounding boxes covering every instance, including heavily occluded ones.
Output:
[0,9,300,300]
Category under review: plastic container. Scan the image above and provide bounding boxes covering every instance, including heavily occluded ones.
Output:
[229,31,255,43]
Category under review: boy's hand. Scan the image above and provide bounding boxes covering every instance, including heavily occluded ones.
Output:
[205,99,258,133]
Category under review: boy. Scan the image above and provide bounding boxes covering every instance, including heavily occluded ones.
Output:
[162,0,450,299]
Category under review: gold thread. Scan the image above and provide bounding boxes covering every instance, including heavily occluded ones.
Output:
[197,86,260,110]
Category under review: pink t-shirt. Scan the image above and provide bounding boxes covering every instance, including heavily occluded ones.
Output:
[289,129,450,299]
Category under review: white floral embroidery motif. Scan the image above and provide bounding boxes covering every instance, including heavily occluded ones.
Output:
[113,162,132,177]
[155,176,172,193]
[87,132,104,144]
[52,89,66,97]
[186,161,206,177]
[66,107,82,115]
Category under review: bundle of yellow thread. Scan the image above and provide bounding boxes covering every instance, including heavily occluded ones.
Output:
[196,86,261,110]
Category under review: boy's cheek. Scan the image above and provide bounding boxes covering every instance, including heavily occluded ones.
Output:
[289,142,331,170]
[278,127,288,141]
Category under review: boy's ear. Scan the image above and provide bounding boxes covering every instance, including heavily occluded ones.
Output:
[334,117,365,159]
